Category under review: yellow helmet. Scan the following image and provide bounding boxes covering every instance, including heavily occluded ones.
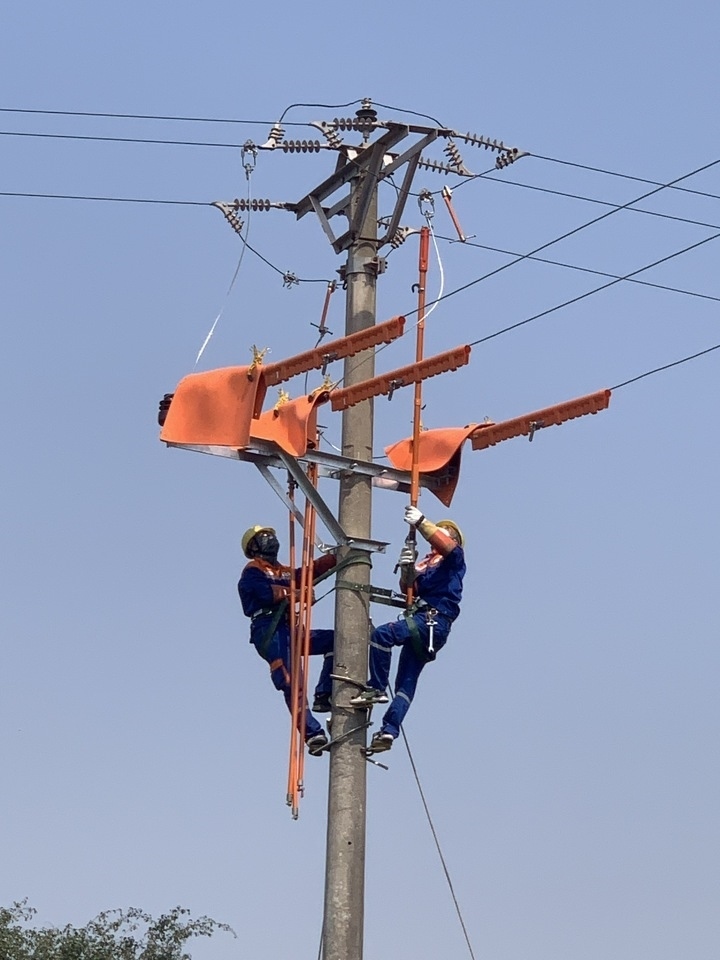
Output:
[437,519,464,547]
[241,525,276,558]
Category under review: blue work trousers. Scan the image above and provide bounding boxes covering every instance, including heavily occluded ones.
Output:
[368,613,449,738]
[251,622,333,739]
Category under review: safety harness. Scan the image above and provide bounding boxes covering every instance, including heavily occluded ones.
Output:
[403,598,440,662]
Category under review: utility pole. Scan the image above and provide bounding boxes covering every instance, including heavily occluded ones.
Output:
[165,100,528,960]
[322,142,379,960]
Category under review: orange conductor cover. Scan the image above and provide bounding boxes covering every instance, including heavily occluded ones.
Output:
[471,389,611,450]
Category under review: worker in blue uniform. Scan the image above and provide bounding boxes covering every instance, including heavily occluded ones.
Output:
[238,525,336,755]
[350,505,466,753]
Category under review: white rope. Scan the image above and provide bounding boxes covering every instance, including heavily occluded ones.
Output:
[194,174,254,368]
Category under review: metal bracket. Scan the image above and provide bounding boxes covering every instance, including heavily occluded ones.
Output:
[366,256,387,277]
[336,580,406,608]
[276,449,388,553]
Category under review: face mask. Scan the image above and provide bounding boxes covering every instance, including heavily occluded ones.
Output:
[254,532,279,561]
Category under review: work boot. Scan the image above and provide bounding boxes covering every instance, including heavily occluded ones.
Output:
[306,732,329,756]
[312,693,332,713]
[349,688,389,708]
[368,731,394,753]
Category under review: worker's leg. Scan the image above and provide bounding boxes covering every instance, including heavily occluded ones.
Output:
[309,628,334,701]
[368,619,411,692]
[380,620,449,738]
[259,627,324,739]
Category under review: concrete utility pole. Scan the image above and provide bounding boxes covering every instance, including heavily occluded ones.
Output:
[162,98,527,960]
[322,157,378,960]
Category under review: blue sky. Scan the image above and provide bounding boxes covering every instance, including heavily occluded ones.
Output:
[1,2,719,959]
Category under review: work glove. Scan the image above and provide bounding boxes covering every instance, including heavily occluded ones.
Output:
[398,543,417,567]
[404,505,424,527]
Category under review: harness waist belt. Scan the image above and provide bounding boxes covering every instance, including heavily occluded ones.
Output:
[251,607,276,621]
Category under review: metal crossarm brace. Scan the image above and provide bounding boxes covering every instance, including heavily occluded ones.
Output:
[377,148,424,248]
[276,450,388,554]
[165,440,448,492]
[293,125,410,221]
[253,462,330,552]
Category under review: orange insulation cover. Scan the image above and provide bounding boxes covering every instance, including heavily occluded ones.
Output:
[159,366,267,448]
[250,391,330,457]
[384,424,481,507]
[470,389,611,450]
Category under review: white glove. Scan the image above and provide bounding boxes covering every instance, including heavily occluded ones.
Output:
[398,544,417,566]
[404,505,424,527]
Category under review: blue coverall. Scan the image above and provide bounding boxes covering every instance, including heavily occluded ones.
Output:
[369,544,465,738]
[238,555,335,740]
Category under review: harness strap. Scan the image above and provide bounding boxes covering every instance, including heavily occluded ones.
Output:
[257,599,289,660]
[251,607,276,621]
[256,552,367,660]
[403,607,438,663]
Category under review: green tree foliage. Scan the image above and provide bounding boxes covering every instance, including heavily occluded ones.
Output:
[0,902,235,960]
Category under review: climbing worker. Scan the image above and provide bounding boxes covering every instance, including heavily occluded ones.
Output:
[238,525,336,755]
[350,505,466,753]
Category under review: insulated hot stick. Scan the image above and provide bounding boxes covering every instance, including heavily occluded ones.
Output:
[402,225,430,607]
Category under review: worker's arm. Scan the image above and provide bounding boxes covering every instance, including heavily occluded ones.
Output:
[404,506,457,557]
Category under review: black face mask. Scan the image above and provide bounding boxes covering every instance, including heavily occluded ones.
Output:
[252,532,279,562]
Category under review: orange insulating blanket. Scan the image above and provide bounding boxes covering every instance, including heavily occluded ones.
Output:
[159,366,267,448]
[385,425,481,507]
[250,391,330,457]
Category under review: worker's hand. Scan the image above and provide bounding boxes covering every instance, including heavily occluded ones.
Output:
[404,505,424,527]
[398,543,417,567]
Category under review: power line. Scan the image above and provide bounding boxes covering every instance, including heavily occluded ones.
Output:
[612,341,720,390]
[433,233,720,305]
[0,129,248,149]
[477,173,720,233]
[534,152,720,204]
[408,156,720,317]
[0,106,307,126]
[467,230,720,347]
[0,190,205,205]
[9,128,720,241]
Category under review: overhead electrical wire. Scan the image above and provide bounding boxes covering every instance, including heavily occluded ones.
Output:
[0,106,315,126]
[0,190,206,205]
[466,229,720,348]
[5,103,720,207]
[409,156,720,316]
[432,233,720,306]
[0,129,261,149]
[470,173,720,233]
[533,152,720,204]
[611,341,720,391]
[4,114,719,399]
[10,127,720,236]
